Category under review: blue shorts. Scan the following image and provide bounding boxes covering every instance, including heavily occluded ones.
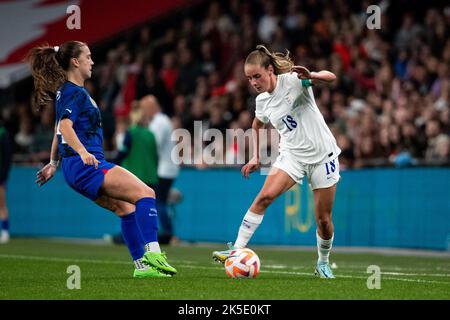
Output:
[62,154,115,201]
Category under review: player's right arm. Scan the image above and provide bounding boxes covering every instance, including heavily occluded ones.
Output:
[241,117,266,179]
[59,118,99,168]
[36,125,59,186]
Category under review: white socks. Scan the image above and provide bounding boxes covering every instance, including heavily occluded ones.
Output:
[234,210,264,249]
[317,231,334,264]
[134,258,147,270]
[136,241,161,270]
[145,241,161,253]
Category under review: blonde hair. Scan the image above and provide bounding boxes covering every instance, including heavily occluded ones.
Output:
[129,100,144,125]
[245,45,293,75]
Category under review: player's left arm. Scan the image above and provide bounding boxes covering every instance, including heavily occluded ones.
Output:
[291,66,336,85]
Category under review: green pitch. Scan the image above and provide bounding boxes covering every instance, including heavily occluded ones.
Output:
[0,239,449,300]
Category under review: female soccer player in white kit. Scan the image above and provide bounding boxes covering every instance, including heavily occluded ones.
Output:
[213,45,341,278]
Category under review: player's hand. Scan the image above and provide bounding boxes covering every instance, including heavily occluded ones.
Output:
[291,65,312,80]
[35,163,57,186]
[241,157,260,179]
[79,150,100,169]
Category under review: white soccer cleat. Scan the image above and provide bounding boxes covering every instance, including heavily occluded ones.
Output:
[314,262,336,279]
[212,242,236,264]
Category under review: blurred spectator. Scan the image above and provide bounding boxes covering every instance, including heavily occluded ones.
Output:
[14,116,33,154]
[199,39,218,75]
[29,104,54,165]
[258,0,280,43]
[174,47,202,97]
[114,101,159,189]
[141,95,180,245]
[435,135,450,161]
[159,51,179,97]
[394,13,423,51]
[426,120,449,161]
[136,64,172,116]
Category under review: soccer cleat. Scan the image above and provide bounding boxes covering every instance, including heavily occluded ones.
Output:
[142,251,177,275]
[212,242,236,264]
[133,266,172,278]
[314,262,336,279]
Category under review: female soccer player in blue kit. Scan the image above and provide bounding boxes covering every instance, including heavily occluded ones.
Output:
[30,41,176,278]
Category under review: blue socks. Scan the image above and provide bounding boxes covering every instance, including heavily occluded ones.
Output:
[120,198,160,262]
[134,197,159,244]
[1,219,8,231]
[120,213,144,261]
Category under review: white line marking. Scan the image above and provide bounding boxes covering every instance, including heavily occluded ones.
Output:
[1,254,449,285]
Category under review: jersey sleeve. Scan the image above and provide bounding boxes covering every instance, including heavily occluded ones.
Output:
[56,87,84,123]
[255,97,269,124]
[287,72,313,91]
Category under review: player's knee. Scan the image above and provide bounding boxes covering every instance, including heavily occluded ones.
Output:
[115,202,135,217]
[139,185,155,199]
[256,192,276,208]
[316,215,332,230]
[109,202,123,216]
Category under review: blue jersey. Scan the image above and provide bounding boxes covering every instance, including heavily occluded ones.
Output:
[55,81,103,158]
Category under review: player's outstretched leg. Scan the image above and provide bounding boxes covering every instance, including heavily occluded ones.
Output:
[212,168,296,264]
[98,166,177,276]
[121,212,172,278]
[95,196,171,278]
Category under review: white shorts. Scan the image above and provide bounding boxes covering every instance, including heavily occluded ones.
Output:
[272,153,340,190]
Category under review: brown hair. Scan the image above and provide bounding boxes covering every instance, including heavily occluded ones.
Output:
[245,45,293,75]
[27,41,86,109]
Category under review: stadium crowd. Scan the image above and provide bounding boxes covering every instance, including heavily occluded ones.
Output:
[2,0,449,169]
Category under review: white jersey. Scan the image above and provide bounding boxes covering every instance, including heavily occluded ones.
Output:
[149,112,180,179]
[255,72,341,164]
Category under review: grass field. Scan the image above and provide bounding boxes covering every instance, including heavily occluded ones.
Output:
[0,238,449,300]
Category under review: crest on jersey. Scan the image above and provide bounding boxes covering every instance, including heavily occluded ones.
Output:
[89,96,98,108]
[285,94,293,106]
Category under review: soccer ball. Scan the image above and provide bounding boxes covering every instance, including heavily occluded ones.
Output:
[225,248,260,278]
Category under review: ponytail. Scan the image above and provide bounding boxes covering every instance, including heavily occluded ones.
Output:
[245,45,293,75]
[27,45,66,110]
[27,41,86,110]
